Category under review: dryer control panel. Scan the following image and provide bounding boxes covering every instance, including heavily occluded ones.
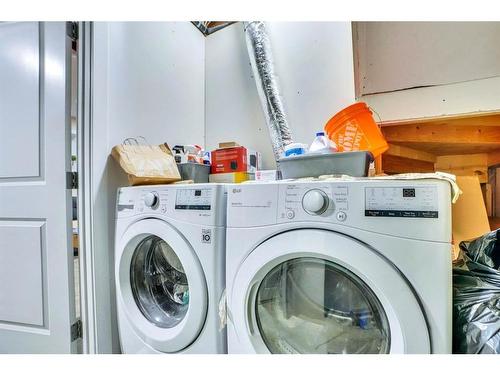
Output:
[175,188,212,211]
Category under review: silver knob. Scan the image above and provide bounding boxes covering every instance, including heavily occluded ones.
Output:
[144,192,159,208]
[302,189,329,215]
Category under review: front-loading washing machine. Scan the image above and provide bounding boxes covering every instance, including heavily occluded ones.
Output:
[115,184,226,353]
[226,179,452,354]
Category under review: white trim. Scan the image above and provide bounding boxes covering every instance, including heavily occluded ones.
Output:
[77,21,98,354]
[360,76,500,124]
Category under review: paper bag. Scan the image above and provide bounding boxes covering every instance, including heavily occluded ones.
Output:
[111,138,181,186]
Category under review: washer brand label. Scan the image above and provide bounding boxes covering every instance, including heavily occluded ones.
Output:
[201,229,212,244]
[117,190,134,211]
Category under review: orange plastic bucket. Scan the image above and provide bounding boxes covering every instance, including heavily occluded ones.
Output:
[324,102,388,158]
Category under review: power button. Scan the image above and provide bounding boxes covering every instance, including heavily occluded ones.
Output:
[336,211,347,222]
[286,210,295,219]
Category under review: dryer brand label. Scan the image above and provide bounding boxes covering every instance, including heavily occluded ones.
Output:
[201,228,212,244]
[365,186,439,218]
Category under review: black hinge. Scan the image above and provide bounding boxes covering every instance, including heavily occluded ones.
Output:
[67,172,78,189]
[67,22,78,41]
[71,320,82,341]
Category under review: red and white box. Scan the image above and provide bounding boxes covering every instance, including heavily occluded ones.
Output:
[210,146,261,174]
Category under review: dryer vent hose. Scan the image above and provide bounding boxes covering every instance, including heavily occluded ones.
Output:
[243,21,294,163]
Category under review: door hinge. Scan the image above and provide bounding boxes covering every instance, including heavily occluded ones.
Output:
[67,172,78,189]
[71,320,82,341]
[67,22,78,41]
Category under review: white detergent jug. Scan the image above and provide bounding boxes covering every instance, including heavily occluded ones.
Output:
[309,131,338,154]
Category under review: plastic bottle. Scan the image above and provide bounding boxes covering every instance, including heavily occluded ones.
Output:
[283,142,308,157]
[308,131,338,154]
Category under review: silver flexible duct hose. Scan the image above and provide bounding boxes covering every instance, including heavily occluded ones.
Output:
[244,21,294,162]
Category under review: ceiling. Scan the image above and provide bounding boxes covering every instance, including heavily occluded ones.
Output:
[192,21,236,36]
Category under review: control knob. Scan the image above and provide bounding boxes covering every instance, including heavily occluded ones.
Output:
[302,189,329,215]
[144,192,159,208]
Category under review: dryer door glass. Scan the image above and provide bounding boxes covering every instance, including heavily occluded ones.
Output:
[130,235,189,328]
[255,257,390,353]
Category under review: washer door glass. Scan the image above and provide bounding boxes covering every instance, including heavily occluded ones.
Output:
[255,257,390,354]
[130,235,189,328]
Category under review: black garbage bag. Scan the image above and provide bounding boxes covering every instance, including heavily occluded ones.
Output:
[453,229,500,353]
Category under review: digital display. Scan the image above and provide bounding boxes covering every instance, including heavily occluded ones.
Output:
[365,186,438,218]
[175,188,211,210]
[403,188,416,198]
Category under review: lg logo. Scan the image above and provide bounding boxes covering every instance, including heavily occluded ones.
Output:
[201,229,212,244]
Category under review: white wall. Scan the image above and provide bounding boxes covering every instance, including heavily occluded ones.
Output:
[90,22,205,353]
[205,22,356,169]
[89,21,355,352]
[356,22,500,96]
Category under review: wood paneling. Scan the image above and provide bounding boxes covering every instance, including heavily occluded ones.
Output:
[381,116,500,155]
[382,154,435,174]
[382,124,500,144]
[488,149,500,166]
[382,112,500,127]
[435,154,488,183]
[388,142,500,156]
[385,144,436,163]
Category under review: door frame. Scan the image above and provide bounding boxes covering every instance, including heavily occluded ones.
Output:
[77,21,120,354]
[76,21,95,354]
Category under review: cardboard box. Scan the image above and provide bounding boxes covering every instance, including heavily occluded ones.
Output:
[210,146,261,174]
[452,175,491,260]
[255,170,279,181]
[208,172,254,183]
[218,141,240,149]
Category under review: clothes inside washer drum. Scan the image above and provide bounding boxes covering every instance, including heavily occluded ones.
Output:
[158,241,185,273]
[130,235,190,328]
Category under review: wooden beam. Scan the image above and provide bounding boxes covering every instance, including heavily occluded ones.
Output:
[435,153,488,168]
[488,149,500,166]
[382,155,435,174]
[385,143,436,163]
[374,155,383,175]
[382,124,500,144]
[380,112,500,127]
[387,142,500,156]
[482,184,493,217]
[435,154,488,183]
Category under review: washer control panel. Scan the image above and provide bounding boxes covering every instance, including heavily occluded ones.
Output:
[116,184,226,227]
[277,183,349,223]
[365,185,439,218]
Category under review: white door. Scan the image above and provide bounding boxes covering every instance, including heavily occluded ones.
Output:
[116,219,208,352]
[0,22,78,353]
[230,229,431,354]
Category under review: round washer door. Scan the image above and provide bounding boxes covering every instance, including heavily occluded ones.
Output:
[117,219,208,353]
[230,229,430,354]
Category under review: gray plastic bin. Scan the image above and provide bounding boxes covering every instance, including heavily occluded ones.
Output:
[177,163,210,183]
[278,151,373,179]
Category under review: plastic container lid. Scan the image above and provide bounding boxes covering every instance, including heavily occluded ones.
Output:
[315,131,325,137]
